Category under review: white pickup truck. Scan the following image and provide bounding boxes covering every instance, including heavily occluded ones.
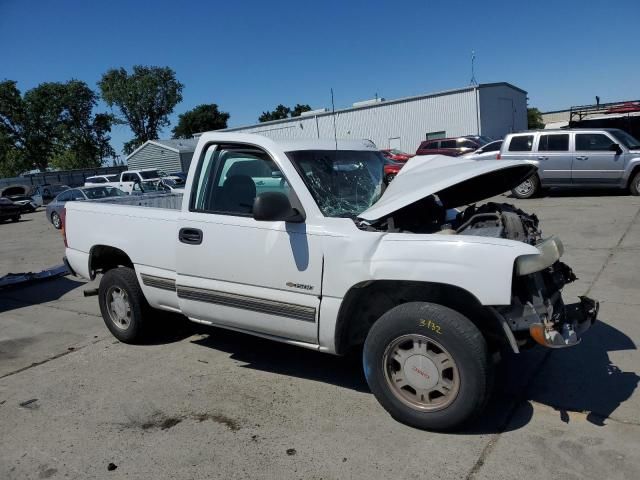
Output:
[103,168,178,194]
[63,132,598,430]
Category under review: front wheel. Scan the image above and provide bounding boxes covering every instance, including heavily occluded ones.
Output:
[363,302,492,431]
[11,215,20,222]
[98,267,151,343]
[511,174,540,199]
[630,171,640,196]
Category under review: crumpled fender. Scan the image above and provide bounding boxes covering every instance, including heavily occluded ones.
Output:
[322,231,540,306]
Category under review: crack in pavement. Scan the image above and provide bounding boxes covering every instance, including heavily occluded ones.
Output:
[0,336,108,380]
[0,295,102,318]
[466,204,640,480]
[585,204,640,297]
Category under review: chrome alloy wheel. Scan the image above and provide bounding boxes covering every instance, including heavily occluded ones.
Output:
[106,286,132,330]
[514,179,533,197]
[382,335,459,411]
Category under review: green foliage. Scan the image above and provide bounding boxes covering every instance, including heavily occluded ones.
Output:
[259,104,291,122]
[172,104,229,139]
[527,107,545,129]
[0,80,115,176]
[291,104,311,117]
[99,66,184,154]
[259,103,312,122]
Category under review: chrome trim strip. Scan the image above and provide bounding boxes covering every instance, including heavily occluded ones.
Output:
[140,274,176,292]
[176,285,316,323]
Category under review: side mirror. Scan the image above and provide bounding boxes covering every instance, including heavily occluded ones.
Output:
[609,143,622,154]
[253,192,305,223]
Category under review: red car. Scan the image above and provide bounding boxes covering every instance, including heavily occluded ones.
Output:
[383,158,403,183]
[380,149,414,162]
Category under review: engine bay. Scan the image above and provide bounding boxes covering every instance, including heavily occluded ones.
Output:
[359,196,542,245]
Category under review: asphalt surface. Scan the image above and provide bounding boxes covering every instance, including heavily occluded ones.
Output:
[1,191,639,480]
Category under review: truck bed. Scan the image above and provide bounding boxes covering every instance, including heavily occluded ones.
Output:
[93,193,183,210]
[64,194,183,275]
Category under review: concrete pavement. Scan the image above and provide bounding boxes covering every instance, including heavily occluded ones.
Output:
[1,192,638,479]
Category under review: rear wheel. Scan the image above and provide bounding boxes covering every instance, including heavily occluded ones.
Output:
[51,211,61,229]
[98,267,151,343]
[363,302,492,431]
[630,171,640,196]
[511,174,540,199]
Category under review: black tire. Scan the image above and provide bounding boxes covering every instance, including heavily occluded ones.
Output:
[51,211,61,229]
[11,215,20,222]
[98,267,151,343]
[363,302,492,431]
[511,174,540,199]
[630,170,640,196]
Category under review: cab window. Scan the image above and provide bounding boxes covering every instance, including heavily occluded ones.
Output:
[191,144,291,216]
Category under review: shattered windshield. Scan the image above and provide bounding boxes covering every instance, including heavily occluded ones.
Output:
[287,150,385,218]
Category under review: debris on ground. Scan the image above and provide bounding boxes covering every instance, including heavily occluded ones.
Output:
[0,264,69,289]
[107,463,117,471]
[18,399,38,409]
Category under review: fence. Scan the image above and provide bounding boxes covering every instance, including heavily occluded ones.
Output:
[0,166,127,191]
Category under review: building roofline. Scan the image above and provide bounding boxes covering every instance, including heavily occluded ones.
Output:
[221,82,527,133]
[126,140,182,160]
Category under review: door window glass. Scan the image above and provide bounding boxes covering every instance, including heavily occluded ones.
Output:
[538,134,569,151]
[576,133,614,151]
[508,135,534,151]
[192,144,291,216]
[440,140,456,148]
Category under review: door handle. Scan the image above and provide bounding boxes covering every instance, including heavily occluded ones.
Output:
[537,156,548,160]
[575,156,588,161]
[179,228,203,245]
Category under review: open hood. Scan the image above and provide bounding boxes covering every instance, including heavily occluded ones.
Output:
[359,155,536,222]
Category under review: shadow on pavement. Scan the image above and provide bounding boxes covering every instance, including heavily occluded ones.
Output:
[184,314,636,434]
[0,276,85,314]
[522,319,638,426]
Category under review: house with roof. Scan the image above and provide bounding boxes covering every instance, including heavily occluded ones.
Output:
[126,138,198,173]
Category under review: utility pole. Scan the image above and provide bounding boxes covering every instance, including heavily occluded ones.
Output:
[470,50,478,86]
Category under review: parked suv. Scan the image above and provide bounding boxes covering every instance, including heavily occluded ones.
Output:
[499,128,640,198]
[416,136,492,157]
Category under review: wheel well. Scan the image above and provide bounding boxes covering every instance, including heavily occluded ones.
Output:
[89,245,134,279]
[627,165,640,188]
[334,280,504,355]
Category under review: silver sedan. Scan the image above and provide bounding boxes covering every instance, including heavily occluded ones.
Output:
[45,186,126,229]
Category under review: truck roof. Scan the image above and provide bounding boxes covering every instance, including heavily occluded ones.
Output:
[196,132,379,153]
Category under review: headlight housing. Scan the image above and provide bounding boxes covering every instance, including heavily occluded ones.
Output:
[515,236,564,276]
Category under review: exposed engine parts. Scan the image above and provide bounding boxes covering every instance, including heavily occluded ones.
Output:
[454,202,541,244]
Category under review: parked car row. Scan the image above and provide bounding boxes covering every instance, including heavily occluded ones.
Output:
[382,128,640,197]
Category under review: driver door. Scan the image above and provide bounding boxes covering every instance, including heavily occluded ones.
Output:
[175,143,323,343]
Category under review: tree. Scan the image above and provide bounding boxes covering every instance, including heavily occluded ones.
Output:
[0,79,115,175]
[259,104,291,123]
[99,65,184,154]
[527,107,545,129]
[291,104,311,117]
[172,104,229,139]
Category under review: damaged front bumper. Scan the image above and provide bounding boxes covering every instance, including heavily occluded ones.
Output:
[494,237,599,352]
[528,295,598,348]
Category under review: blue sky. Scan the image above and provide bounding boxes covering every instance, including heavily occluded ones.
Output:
[2,0,639,159]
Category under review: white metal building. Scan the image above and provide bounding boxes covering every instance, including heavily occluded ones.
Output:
[222,82,527,152]
[126,138,198,173]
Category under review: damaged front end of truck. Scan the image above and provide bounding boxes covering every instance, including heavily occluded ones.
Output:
[357,155,599,352]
